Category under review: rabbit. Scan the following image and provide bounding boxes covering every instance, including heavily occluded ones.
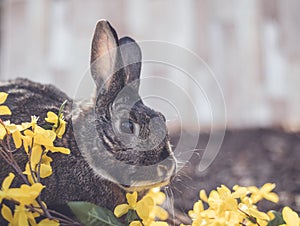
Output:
[0,20,176,221]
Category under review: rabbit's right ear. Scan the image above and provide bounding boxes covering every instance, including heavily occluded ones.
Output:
[90,20,125,91]
[119,37,142,91]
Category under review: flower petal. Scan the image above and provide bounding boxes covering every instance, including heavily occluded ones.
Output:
[47,146,70,154]
[56,120,66,138]
[34,126,56,146]
[31,145,44,166]
[17,207,29,226]
[232,186,248,199]
[8,183,44,205]
[282,206,299,225]
[0,124,7,140]
[264,192,279,203]
[0,106,11,116]
[127,192,138,207]
[129,221,143,226]
[45,112,58,125]
[2,173,15,190]
[261,183,276,192]
[154,206,169,220]
[199,189,208,202]
[0,92,8,104]
[249,208,269,221]
[1,204,13,222]
[193,200,204,213]
[136,196,154,220]
[38,218,59,226]
[40,163,53,178]
[146,187,166,205]
[114,204,129,218]
[12,130,23,148]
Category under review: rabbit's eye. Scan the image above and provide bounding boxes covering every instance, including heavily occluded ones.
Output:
[119,119,139,136]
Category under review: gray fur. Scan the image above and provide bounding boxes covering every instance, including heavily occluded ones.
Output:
[0,20,176,217]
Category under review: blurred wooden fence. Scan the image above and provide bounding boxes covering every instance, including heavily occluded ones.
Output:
[1,0,300,130]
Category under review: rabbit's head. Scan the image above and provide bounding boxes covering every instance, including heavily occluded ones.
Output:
[74,20,176,191]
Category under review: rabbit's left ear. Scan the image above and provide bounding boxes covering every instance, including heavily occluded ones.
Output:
[90,20,125,92]
[119,37,142,91]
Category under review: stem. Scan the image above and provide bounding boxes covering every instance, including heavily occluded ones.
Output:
[0,137,29,185]
[27,139,38,184]
[0,122,81,226]
[36,148,46,183]
[0,143,11,162]
[237,208,261,226]
[47,209,83,226]
[27,205,82,226]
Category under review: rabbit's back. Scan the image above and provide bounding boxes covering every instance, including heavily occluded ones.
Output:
[0,78,72,124]
[0,78,126,210]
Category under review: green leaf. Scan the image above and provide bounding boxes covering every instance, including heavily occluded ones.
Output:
[68,201,125,226]
[58,100,68,117]
[267,210,285,226]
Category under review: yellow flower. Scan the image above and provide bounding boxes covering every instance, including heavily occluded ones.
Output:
[188,200,204,220]
[22,120,70,154]
[22,116,55,147]
[145,187,168,221]
[7,183,45,205]
[0,92,11,116]
[146,187,166,205]
[114,191,139,218]
[207,185,238,213]
[238,202,270,226]
[0,173,15,203]
[114,191,155,222]
[5,122,23,148]
[137,196,155,220]
[232,185,248,199]
[2,204,38,226]
[247,183,279,204]
[34,125,56,147]
[0,173,45,226]
[45,111,66,138]
[281,206,300,226]
[0,172,44,206]
[23,145,54,182]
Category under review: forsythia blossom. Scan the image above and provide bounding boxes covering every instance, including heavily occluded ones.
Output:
[0,92,11,139]
[0,93,69,225]
[2,110,70,184]
[183,184,300,226]
[45,111,66,139]
[0,92,11,116]
[114,188,168,226]
[0,173,54,226]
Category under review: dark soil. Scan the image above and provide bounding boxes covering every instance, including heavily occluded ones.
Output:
[169,127,300,220]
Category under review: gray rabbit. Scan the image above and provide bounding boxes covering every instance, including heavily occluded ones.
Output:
[0,20,176,221]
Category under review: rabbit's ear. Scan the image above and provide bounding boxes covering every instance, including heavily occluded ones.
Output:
[119,37,142,90]
[90,20,125,91]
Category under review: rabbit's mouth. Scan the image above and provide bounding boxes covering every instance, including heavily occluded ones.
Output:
[119,179,172,192]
